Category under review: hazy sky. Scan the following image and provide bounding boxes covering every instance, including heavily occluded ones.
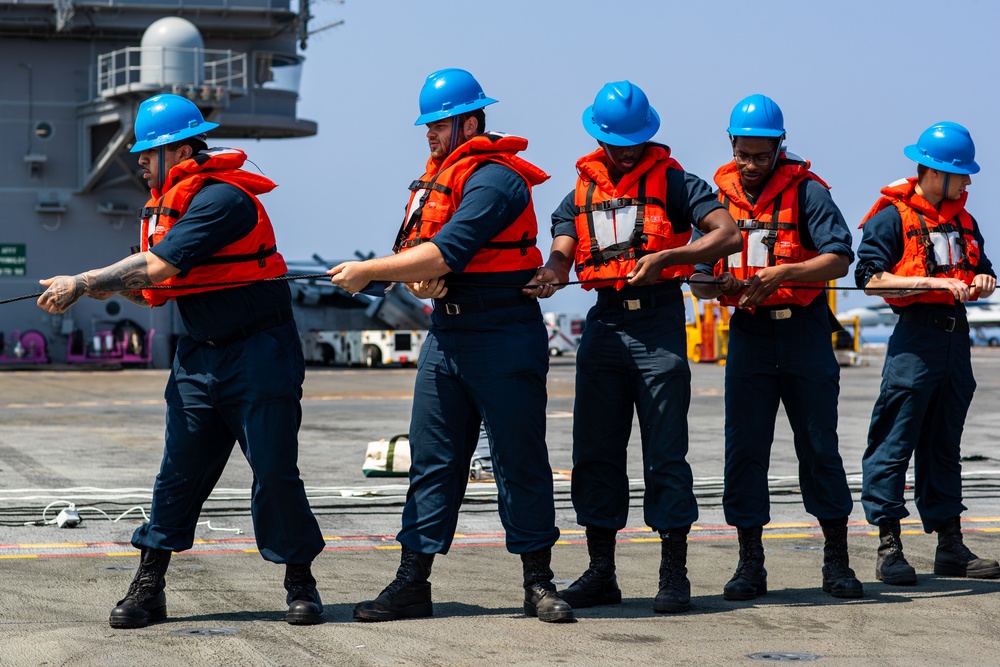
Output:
[236,0,1000,316]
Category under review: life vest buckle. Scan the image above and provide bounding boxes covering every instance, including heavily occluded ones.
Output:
[600,197,626,211]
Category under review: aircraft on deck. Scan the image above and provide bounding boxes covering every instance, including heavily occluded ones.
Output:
[837,300,1000,346]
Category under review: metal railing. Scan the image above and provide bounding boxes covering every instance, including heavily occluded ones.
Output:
[97,46,248,100]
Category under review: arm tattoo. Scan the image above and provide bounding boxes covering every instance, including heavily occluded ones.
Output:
[80,254,153,294]
[120,290,151,307]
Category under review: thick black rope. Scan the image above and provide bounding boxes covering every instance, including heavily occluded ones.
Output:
[1,273,953,306]
[0,273,333,305]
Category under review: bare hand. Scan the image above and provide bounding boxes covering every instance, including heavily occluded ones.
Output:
[716,272,746,297]
[931,277,974,303]
[37,276,86,314]
[627,254,663,286]
[737,267,785,308]
[971,274,997,300]
[407,278,448,299]
[523,267,565,299]
[328,262,372,295]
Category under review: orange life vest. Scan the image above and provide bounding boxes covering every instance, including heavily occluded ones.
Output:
[860,177,980,307]
[139,148,287,306]
[573,143,693,291]
[395,133,547,272]
[713,154,825,308]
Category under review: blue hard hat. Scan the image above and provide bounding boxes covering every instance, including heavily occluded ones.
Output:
[727,94,785,138]
[903,121,980,175]
[582,81,660,146]
[130,94,218,153]
[414,68,498,125]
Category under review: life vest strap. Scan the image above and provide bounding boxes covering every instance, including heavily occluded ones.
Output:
[577,195,666,214]
[735,219,797,231]
[198,244,277,269]
[482,232,537,256]
[395,174,447,253]
[408,179,453,196]
[575,247,651,271]
[141,205,181,219]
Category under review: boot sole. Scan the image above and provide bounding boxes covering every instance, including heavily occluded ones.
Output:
[875,570,917,586]
[934,562,1000,579]
[286,611,323,625]
[558,590,622,609]
[653,599,691,613]
[353,602,433,622]
[523,601,574,623]
[723,581,767,601]
[109,606,166,629]
[822,582,864,599]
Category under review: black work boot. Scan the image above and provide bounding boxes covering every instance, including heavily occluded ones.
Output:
[654,530,691,613]
[876,518,917,585]
[934,516,1000,579]
[820,520,864,599]
[558,527,621,608]
[284,563,324,625]
[723,526,767,601]
[521,548,574,623]
[109,548,171,629]
[354,546,434,621]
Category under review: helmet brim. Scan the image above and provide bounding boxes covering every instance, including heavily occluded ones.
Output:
[726,127,785,138]
[130,121,220,153]
[903,144,980,175]
[414,97,498,126]
[582,105,660,147]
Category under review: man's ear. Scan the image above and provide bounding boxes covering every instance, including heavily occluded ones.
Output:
[463,115,479,138]
[174,144,194,161]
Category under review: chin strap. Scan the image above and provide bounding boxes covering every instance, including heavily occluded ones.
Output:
[448,116,461,159]
[156,146,166,192]
[940,172,951,211]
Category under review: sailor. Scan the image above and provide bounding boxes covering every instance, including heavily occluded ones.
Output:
[855,121,999,584]
[532,80,740,613]
[36,93,326,628]
[689,94,862,601]
[329,68,572,623]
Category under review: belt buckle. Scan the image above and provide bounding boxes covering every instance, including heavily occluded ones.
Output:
[623,299,641,311]
[944,316,956,332]
[769,307,792,320]
[202,340,218,348]
[444,303,461,315]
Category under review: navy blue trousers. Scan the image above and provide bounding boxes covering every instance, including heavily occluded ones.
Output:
[397,303,560,554]
[571,287,697,533]
[132,319,326,564]
[723,299,853,527]
[861,315,974,532]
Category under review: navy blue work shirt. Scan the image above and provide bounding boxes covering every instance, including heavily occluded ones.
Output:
[855,204,994,294]
[693,178,855,275]
[551,167,724,242]
[148,181,292,342]
[428,161,535,301]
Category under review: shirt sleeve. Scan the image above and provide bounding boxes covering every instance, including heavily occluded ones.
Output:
[669,170,724,275]
[666,169,725,233]
[854,206,903,289]
[148,182,258,274]
[799,179,855,262]
[430,162,531,273]
[970,214,995,278]
[549,190,578,240]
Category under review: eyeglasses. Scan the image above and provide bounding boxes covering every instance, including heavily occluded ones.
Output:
[733,151,774,167]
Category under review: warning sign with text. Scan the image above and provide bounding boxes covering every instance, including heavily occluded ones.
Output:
[0,244,26,277]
